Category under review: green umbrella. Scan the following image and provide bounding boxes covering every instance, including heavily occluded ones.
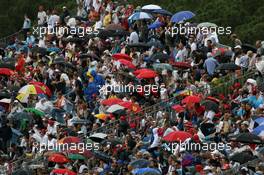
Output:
[24,108,45,117]
[153,63,173,71]
[197,22,217,28]
[68,154,85,160]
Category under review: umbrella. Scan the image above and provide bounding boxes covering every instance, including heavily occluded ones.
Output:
[0,68,14,76]
[171,11,195,23]
[148,21,164,30]
[102,138,123,146]
[254,117,264,125]
[0,98,11,104]
[92,151,112,162]
[129,159,151,169]
[101,97,123,106]
[163,131,192,142]
[117,59,136,69]
[112,53,132,61]
[67,149,93,158]
[153,63,173,71]
[150,53,170,62]
[94,113,108,121]
[29,81,52,97]
[182,95,201,104]
[31,47,47,56]
[89,133,108,143]
[229,133,263,144]
[229,151,256,164]
[142,4,162,10]
[132,168,161,175]
[24,108,45,117]
[79,53,100,60]
[59,136,81,144]
[172,104,185,113]
[136,70,157,79]
[0,62,15,70]
[257,147,264,154]
[48,153,69,164]
[197,22,218,28]
[18,84,47,95]
[133,68,154,76]
[105,24,125,31]
[151,9,173,16]
[106,104,125,113]
[128,12,153,21]
[171,62,192,69]
[201,100,219,112]
[252,125,264,137]
[242,44,257,53]
[68,154,85,160]
[52,169,76,175]
[118,101,141,113]
[217,63,241,70]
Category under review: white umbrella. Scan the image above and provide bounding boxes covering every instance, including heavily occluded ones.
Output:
[142,4,162,10]
[0,98,11,103]
[90,133,107,139]
[128,12,153,21]
[106,104,125,113]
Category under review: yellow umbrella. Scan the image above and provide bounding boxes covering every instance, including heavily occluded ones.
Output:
[94,113,108,121]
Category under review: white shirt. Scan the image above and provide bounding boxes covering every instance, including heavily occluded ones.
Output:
[129,31,139,44]
[175,47,188,62]
[37,11,47,25]
[60,73,70,86]
[93,0,101,12]
[190,42,197,52]
[204,110,215,123]
[48,14,60,28]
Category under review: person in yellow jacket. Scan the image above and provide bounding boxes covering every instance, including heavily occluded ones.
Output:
[103,10,112,27]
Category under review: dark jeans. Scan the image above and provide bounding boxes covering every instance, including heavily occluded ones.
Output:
[23,28,30,40]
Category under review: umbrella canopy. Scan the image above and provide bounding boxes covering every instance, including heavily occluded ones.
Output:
[101,97,123,106]
[29,81,52,97]
[24,108,45,117]
[229,133,263,144]
[117,59,136,69]
[79,53,100,60]
[68,154,85,160]
[150,53,170,62]
[229,151,256,164]
[254,117,264,125]
[59,136,81,144]
[48,153,69,164]
[67,149,93,158]
[118,101,141,113]
[217,63,241,70]
[89,133,108,142]
[182,95,201,104]
[133,68,154,76]
[151,9,173,16]
[172,104,185,113]
[0,98,11,104]
[163,131,192,142]
[18,84,47,95]
[0,62,15,70]
[148,21,164,29]
[171,62,192,69]
[128,12,153,21]
[0,68,14,76]
[105,24,125,31]
[94,113,108,121]
[142,4,162,10]
[102,138,123,146]
[112,53,132,61]
[252,125,264,137]
[136,70,157,79]
[171,11,195,23]
[153,63,173,71]
[201,100,219,112]
[197,22,218,28]
[132,168,161,175]
[242,44,257,53]
[106,104,125,113]
[92,150,112,162]
[129,159,151,169]
[52,169,76,175]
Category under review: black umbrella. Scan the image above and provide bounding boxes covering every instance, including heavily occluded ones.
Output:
[79,53,100,60]
[62,37,85,43]
[229,151,256,164]
[92,151,112,162]
[201,100,219,112]
[229,133,263,144]
[0,62,15,70]
[98,30,129,38]
[0,92,11,99]
[217,63,241,70]
[129,159,151,169]
[101,138,123,146]
[53,57,65,64]
[31,46,47,56]
[150,52,170,63]
[242,44,257,53]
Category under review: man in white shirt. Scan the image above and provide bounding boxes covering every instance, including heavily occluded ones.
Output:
[37,6,47,26]
[129,27,139,44]
[175,43,188,62]
[93,0,101,12]
[48,10,60,29]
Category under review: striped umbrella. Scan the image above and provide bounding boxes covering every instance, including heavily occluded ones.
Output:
[142,4,162,10]
[128,12,153,21]
[18,84,47,95]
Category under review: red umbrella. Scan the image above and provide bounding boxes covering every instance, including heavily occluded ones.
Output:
[136,70,157,79]
[172,105,185,113]
[67,149,93,158]
[163,131,192,142]
[206,96,220,104]
[171,62,191,69]
[133,68,154,76]
[0,68,14,76]
[118,101,141,113]
[48,153,69,164]
[112,53,132,61]
[117,59,136,69]
[182,95,201,104]
[52,169,77,175]
[59,136,81,144]
[29,81,52,97]
[101,97,123,106]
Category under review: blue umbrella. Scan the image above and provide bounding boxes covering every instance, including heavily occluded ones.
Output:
[129,159,150,169]
[252,125,264,136]
[171,11,195,23]
[132,168,161,175]
[148,21,164,29]
[152,9,173,16]
[128,12,153,21]
[254,117,264,125]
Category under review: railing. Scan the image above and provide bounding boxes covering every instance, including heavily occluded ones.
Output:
[0,30,23,47]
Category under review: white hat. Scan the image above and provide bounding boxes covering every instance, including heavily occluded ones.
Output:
[234,45,242,49]
[246,78,257,86]
[203,166,213,171]
[242,121,249,126]
[207,52,213,58]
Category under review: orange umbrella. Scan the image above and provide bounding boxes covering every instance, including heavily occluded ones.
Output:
[117,59,136,69]
[48,153,69,164]
[101,97,123,106]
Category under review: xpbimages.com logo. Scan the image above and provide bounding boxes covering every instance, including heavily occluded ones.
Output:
[162,141,232,153]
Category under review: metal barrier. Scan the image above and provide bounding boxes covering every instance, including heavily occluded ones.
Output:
[0,30,23,47]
